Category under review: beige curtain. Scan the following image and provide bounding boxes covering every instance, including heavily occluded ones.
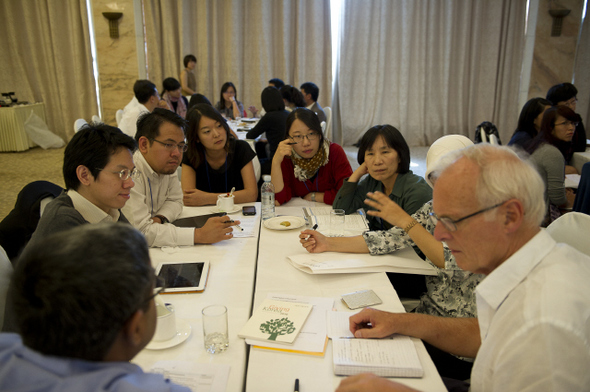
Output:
[143,0,332,115]
[332,0,527,146]
[0,0,97,141]
[574,8,589,128]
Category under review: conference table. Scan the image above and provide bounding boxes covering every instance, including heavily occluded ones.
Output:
[133,200,445,392]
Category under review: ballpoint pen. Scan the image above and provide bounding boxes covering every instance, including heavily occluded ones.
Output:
[226,220,243,231]
[304,224,318,241]
[294,378,299,392]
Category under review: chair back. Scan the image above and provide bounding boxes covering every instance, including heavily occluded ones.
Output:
[573,162,590,215]
[92,115,102,123]
[324,106,332,139]
[116,109,124,126]
[74,119,87,133]
[546,212,590,256]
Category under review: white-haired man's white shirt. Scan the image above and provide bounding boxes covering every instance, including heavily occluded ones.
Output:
[471,230,590,391]
[121,151,194,247]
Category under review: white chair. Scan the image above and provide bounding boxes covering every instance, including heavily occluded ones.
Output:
[74,118,87,133]
[116,109,124,126]
[323,106,332,139]
[92,115,102,123]
[244,139,261,182]
[0,246,13,330]
[546,212,590,256]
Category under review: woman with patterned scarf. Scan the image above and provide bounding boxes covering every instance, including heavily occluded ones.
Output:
[161,77,188,119]
[271,108,352,205]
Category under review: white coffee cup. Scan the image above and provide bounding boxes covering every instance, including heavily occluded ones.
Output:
[217,194,235,212]
[153,302,177,341]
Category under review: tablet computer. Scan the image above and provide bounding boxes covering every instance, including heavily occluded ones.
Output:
[172,212,226,228]
[155,261,210,293]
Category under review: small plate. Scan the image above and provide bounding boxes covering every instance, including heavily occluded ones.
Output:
[210,206,241,214]
[145,319,192,350]
[263,216,306,230]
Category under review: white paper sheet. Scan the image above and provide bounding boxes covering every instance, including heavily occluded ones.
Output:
[150,361,230,392]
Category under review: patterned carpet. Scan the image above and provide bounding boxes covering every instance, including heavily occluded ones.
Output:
[0,147,65,220]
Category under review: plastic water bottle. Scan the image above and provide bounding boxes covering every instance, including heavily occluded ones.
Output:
[261,175,275,220]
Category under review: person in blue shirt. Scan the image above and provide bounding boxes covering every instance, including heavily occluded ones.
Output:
[0,223,190,392]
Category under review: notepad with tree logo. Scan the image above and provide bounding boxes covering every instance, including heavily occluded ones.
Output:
[238,299,313,344]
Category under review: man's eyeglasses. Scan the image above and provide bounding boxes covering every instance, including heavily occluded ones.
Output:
[429,201,507,232]
[289,132,320,143]
[142,276,166,305]
[555,121,579,128]
[562,97,578,108]
[98,167,140,181]
[151,138,188,152]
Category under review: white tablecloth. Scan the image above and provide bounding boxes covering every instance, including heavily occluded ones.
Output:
[572,147,590,173]
[0,103,45,152]
[245,203,446,392]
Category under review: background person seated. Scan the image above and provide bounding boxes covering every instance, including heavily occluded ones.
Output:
[119,80,167,137]
[215,82,245,120]
[271,108,352,205]
[182,104,258,206]
[0,223,190,392]
[507,97,551,150]
[300,82,326,123]
[546,82,587,158]
[280,85,306,112]
[161,77,188,119]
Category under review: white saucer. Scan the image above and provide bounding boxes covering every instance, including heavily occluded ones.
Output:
[145,319,191,350]
[263,216,306,230]
[210,206,241,214]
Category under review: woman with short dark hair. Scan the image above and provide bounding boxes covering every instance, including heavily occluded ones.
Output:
[333,125,432,230]
[271,108,352,205]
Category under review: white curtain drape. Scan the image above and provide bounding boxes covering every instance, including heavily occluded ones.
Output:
[143,0,332,115]
[332,0,527,146]
[0,0,97,141]
[574,8,589,128]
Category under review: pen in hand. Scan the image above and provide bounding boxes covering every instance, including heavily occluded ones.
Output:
[225,220,244,231]
[304,224,318,241]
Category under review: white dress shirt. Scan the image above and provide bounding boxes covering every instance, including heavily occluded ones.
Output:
[121,151,194,247]
[471,230,590,391]
[68,189,120,223]
[118,103,149,137]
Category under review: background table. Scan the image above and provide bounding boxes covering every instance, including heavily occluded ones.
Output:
[133,203,260,392]
[0,103,45,152]
[245,203,446,392]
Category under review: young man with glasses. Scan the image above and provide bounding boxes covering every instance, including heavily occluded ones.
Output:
[0,223,190,391]
[336,145,590,392]
[122,108,238,247]
[26,123,137,251]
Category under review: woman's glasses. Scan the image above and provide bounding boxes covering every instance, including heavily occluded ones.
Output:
[289,132,320,143]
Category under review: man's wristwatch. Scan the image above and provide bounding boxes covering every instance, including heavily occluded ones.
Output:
[311,192,316,202]
[155,215,169,224]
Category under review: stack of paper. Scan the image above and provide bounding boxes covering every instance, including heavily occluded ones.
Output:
[287,248,436,275]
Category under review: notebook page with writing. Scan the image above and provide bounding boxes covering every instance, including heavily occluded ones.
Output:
[332,337,424,378]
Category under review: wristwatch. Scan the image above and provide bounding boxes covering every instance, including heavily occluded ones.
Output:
[155,215,169,224]
[311,192,316,202]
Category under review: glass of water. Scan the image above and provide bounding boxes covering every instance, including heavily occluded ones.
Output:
[330,209,346,237]
[202,305,229,354]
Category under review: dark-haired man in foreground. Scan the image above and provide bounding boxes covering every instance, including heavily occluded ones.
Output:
[0,223,190,391]
[27,123,137,250]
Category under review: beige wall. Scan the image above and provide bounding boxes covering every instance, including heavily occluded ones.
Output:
[529,0,585,99]
[92,0,140,126]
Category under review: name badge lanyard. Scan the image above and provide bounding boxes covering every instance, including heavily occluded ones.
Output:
[303,174,319,194]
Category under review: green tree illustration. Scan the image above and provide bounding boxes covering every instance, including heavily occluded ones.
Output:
[259,317,296,340]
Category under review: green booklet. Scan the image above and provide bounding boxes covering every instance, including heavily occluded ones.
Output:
[238,299,313,344]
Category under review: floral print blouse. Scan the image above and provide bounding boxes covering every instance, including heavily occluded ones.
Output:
[362,200,485,319]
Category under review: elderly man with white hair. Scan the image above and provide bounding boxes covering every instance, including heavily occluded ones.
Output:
[335,144,590,392]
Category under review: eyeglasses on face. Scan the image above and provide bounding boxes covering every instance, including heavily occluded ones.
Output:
[97,167,140,181]
[429,201,507,232]
[141,276,167,306]
[151,138,188,152]
[562,97,578,107]
[289,132,320,143]
[554,121,579,128]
